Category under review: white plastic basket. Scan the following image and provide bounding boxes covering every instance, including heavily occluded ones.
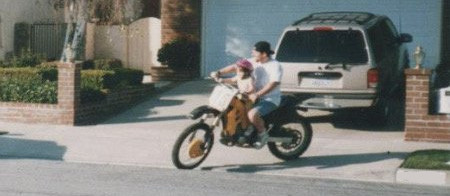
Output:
[208,84,238,111]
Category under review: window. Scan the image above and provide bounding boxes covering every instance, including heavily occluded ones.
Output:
[276,30,368,64]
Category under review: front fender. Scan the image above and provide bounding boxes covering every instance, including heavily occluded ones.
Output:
[188,105,220,120]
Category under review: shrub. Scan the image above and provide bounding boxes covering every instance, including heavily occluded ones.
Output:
[81,70,116,90]
[113,68,144,86]
[157,37,200,72]
[81,68,143,90]
[80,68,143,103]
[82,59,123,70]
[9,49,45,68]
[0,68,57,103]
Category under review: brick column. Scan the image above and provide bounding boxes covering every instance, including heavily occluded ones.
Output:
[404,68,450,142]
[161,0,201,44]
[57,62,81,125]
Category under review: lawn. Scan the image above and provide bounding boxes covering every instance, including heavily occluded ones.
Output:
[400,149,450,170]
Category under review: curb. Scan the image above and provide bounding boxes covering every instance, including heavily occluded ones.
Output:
[396,168,450,186]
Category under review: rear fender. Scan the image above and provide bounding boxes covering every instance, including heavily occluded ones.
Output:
[188,105,220,120]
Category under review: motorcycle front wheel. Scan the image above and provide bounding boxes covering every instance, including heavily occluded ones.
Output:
[268,118,312,160]
[171,123,214,169]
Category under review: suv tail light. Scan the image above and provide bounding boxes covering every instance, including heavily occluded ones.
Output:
[367,68,378,88]
[313,26,333,31]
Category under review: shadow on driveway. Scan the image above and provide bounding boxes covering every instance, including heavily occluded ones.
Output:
[305,96,405,132]
[201,152,408,173]
[101,80,216,125]
[0,135,66,160]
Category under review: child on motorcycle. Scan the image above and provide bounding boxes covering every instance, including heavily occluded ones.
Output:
[216,59,255,95]
[212,59,256,140]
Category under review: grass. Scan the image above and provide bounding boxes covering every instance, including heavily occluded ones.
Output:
[400,149,450,170]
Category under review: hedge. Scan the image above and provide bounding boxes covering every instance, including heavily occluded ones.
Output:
[80,68,144,103]
[0,67,144,104]
[0,68,58,103]
[82,59,123,70]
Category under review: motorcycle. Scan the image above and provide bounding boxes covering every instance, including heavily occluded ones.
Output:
[171,81,312,169]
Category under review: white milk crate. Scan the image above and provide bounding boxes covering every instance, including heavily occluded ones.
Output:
[208,84,238,112]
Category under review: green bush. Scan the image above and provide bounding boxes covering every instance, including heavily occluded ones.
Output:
[0,68,57,103]
[9,49,45,68]
[81,68,143,89]
[81,70,116,90]
[157,37,200,71]
[81,70,109,104]
[82,59,123,70]
[113,68,144,86]
[80,68,143,103]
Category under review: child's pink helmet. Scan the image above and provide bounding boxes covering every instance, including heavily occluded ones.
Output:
[236,59,253,71]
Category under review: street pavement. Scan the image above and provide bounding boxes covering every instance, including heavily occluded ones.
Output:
[0,80,449,184]
[1,159,448,196]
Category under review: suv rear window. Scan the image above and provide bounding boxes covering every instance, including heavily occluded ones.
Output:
[276,30,368,63]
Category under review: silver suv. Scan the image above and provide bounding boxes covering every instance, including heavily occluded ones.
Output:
[275,12,412,117]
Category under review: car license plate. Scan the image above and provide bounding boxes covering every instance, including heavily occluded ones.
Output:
[299,78,341,88]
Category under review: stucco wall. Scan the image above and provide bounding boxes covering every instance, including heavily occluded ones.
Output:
[128,17,161,73]
[0,0,63,60]
[94,25,128,64]
[92,17,161,73]
[202,0,442,75]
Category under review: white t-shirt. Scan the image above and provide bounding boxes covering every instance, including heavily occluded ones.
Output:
[248,58,283,106]
[232,76,255,94]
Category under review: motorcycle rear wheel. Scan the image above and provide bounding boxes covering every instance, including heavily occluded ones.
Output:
[171,123,214,169]
[268,119,312,160]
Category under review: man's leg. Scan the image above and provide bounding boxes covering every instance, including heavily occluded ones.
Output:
[247,101,277,149]
[248,109,265,133]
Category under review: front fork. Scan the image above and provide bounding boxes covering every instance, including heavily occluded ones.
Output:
[190,113,222,148]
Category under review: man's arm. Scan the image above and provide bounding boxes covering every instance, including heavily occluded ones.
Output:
[217,64,237,75]
[249,82,280,102]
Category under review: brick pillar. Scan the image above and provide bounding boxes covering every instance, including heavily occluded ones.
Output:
[57,62,81,125]
[161,0,201,44]
[404,68,450,142]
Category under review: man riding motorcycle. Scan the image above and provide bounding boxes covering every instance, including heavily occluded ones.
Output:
[211,41,283,149]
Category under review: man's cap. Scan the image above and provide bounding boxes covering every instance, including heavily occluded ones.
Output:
[254,41,274,55]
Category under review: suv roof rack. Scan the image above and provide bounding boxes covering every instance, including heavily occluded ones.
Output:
[293,12,376,26]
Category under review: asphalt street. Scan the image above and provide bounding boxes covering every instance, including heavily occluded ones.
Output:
[0,159,448,196]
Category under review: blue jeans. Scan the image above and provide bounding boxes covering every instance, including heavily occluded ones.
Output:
[251,100,278,117]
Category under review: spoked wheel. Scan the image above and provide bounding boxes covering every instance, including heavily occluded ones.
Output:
[171,123,214,169]
[268,119,312,160]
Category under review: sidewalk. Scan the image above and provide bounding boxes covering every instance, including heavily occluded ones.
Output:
[0,80,449,184]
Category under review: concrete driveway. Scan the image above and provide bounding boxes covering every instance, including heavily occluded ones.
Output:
[0,80,448,183]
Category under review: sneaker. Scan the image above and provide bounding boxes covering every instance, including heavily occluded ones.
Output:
[253,131,269,149]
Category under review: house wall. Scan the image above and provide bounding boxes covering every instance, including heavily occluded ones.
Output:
[202,0,443,75]
[0,0,64,60]
[91,17,161,73]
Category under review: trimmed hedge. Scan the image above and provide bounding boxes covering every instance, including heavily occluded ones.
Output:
[0,66,144,104]
[0,68,58,103]
[82,59,123,70]
[80,68,144,103]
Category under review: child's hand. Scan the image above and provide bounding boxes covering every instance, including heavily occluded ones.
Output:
[210,71,219,79]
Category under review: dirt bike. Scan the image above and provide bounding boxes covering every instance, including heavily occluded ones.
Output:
[171,81,313,169]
